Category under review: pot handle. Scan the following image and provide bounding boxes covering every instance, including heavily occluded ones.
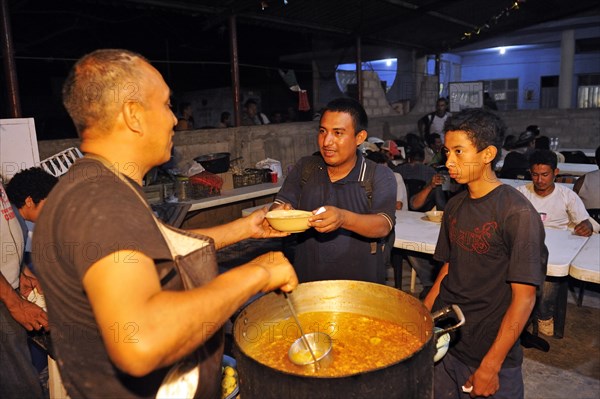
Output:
[432,304,465,336]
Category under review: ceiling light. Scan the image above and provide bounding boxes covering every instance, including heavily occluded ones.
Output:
[499,47,506,55]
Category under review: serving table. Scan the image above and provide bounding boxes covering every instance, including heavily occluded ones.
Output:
[185,181,282,212]
[171,181,283,228]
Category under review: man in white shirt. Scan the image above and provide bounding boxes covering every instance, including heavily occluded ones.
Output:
[573,145,600,210]
[516,149,596,337]
[418,98,451,142]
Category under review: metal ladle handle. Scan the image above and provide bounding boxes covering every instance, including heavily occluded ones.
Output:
[283,292,320,369]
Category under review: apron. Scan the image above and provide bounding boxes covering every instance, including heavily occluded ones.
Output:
[87,155,223,399]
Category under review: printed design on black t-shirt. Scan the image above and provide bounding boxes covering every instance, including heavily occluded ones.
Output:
[449,218,498,254]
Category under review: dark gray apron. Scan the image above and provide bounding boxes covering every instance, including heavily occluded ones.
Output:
[87,155,223,398]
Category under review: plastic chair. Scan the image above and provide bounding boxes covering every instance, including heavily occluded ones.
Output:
[560,150,590,164]
[40,147,83,177]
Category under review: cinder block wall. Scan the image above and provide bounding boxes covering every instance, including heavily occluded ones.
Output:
[38,108,599,172]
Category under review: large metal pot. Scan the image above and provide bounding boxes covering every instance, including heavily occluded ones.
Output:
[194,152,230,174]
[233,280,463,399]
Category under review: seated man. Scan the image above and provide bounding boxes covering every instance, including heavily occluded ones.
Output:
[516,149,597,337]
[423,133,444,166]
[394,147,445,211]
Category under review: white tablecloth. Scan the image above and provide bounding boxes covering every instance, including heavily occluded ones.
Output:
[393,210,588,277]
[569,233,600,284]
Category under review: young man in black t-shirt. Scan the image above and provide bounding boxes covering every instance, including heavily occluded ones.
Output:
[423,109,547,399]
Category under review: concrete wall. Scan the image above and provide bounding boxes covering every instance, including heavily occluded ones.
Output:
[458,46,600,110]
[37,108,599,170]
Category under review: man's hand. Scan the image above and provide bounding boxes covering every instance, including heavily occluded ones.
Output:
[7,296,48,331]
[574,219,593,237]
[308,206,345,233]
[464,362,501,398]
[19,266,43,298]
[429,173,445,189]
[247,207,291,239]
[249,251,298,293]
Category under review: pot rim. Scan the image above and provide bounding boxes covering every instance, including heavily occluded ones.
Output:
[233,280,438,379]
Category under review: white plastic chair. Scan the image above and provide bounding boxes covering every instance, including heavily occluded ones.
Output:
[40,147,83,177]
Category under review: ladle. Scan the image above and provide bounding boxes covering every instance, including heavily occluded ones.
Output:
[283,292,320,369]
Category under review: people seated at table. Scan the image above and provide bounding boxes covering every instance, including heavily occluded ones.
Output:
[573,145,600,222]
[516,149,598,337]
[381,139,401,165]
[423,133,445,166]
[423,109,547,399]
[366,151,407,211]
[498,130,535,179]
[392,147,448,297]
[394,148,446,211]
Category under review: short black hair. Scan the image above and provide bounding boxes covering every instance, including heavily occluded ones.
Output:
[425,133,441,146]
[5,167,58,209]
[322,97,368,133]
[444,108,505,153]
[529,149,557,170]
[406,147,425,162]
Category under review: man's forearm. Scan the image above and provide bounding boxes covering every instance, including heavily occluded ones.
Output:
[479,283,536,371]
[0,273,21,308]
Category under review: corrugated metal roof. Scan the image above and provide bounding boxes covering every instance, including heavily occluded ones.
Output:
[9,0,599,61]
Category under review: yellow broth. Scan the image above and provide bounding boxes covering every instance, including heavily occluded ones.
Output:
[241,311,424,377]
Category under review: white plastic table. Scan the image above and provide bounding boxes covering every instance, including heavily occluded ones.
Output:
[393,212,589,337]
[495,161,598,176]
[569,234,600,307]
[570,234,600,284]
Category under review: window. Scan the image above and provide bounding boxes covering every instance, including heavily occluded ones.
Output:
[577,74,600,108]
[483,79,519,111]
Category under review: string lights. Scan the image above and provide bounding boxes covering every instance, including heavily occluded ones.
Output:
[461,1,525,41]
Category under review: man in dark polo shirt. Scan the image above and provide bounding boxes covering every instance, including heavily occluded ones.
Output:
[272,98,397,284]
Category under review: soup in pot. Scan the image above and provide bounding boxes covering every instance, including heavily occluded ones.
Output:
[240,311,424,377]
